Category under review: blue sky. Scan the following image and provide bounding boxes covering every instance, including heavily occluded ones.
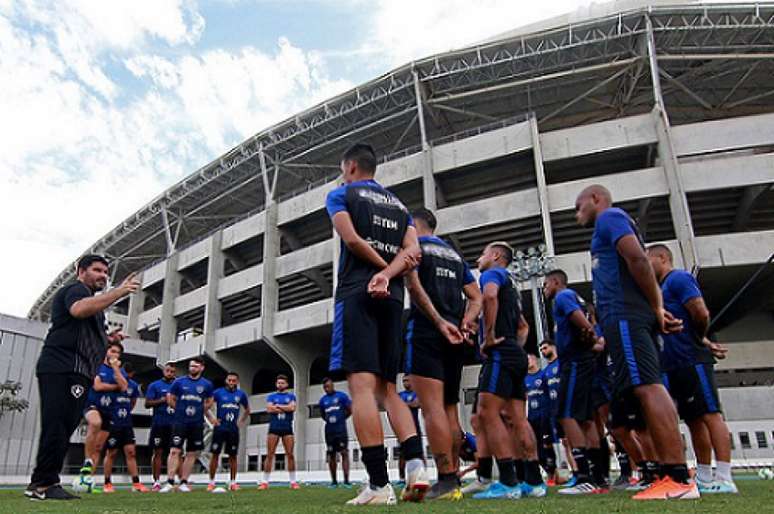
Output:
[0,0,598,316]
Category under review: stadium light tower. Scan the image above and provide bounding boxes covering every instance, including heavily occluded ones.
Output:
[511,244,555,367]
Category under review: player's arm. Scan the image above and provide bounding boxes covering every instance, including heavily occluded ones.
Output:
[144,387,166,408]
[332,212,389,269]
[481,282,504,348]
[69,273,140,319]
[461,281,483,340]
[516,314,529,347]
[205,397,218,425]
[166,392,177,410]
[280,401,296,413]
[239,404,251,426]
[266,401,279,414]
[406,271,463,344]
[112,365,128,393]
[368,226,422,298]
[92,375,120,392]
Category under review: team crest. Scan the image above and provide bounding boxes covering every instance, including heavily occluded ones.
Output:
[196,386,204,394]
[71,385,85,398]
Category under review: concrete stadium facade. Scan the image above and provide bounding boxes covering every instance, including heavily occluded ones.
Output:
[12,2,774,477]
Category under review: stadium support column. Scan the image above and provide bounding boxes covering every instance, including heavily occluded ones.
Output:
[646,16,698,271]
[157,253,180,366]
[529,115,555,256]
[125,272,145,340]
[413,70,437,211]
[203,230,224,356]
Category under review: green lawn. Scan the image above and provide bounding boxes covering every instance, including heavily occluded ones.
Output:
[1,480,772,513]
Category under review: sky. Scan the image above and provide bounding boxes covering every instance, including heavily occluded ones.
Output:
[0,0,608,317]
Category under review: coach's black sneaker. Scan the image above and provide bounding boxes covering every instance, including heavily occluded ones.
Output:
[425,480,463,501]
[29,485,79,501]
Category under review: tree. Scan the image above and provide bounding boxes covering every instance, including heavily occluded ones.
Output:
[0,381,30,418]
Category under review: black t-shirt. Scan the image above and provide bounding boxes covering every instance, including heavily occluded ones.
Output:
[479,266,524,356]
[36,281,108,379]
[409,235,476,338]
[326,179,412,302]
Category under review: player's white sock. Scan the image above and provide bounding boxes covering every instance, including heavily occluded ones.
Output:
[263,471,270,484]
[697,464,713,483]
[289,471,297,483]
[715,461,733,482]
[406,458,424,476]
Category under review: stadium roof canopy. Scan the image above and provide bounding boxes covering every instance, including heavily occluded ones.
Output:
[30,1,774,319]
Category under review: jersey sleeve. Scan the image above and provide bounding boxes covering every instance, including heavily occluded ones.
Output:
[290,393,297,402]
[555,291,582,316]
[240,391,249,408]
[479,269,506,289]
[462,262,476,285]
[266,393,275,405]
[673,271,703,305]
[325,186,348,218]
[599,209,635,245]
[205,381,214,399]
[169,379,181,397]
[145,382,157,401]
[64,282,92,311]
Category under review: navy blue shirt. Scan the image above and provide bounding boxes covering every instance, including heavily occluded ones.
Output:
[591,208,653,325]
[479,266,524,357]
[552,288,595,362]
[318,391,351,435]
[169,376,214,425]
[326,179,412,302]
[525,369,548,421]
[267,391,296,432]
[660,270,714,371]
[409,235,475,336]
[543,359,561,417]
[212,387,249,433]
[145,378,176,427]
[112,378,140,428]
[86,363,125,411]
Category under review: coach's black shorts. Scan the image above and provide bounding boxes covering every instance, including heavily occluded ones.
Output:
[608,390,646,430]
[477,344,527,401]
[329,293,403,383]
[664,363,721,422]
[557,360,595,422]
[602,318,662,396]
[211,429,239,456]
[83,406,113,432]
[171,424,205,452]
[106,426,135,449]
[325,431,348,456]
[269,428,294,438]
[149,424,173,451]
[404,329,464,405]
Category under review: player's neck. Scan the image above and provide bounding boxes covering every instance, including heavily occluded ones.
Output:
[657,266,673,282]
[348,172,375,183]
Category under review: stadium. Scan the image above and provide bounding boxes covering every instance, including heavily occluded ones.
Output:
[2,0,774,501]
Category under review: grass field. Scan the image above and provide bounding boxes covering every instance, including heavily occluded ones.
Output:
[2,479,771,513]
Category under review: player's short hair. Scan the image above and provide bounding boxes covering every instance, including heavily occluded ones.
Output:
[322,377,333,384]
[191,356,205,365]
[488,241,514,265]
[546,269,568,285]
[412,208,437,231]
[226,371,239,378]
[647,243,673,262]
[107,341,124,353]
[341,143,377,173]
[276,374,289,382]
[77,254,109,272]
[539,339,555,348]
[164,361,176,368]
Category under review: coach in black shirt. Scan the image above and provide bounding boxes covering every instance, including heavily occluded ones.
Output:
[27,255,138,500]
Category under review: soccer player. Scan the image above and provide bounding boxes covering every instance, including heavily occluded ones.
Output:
[81,342,128,481]
[543,269,607,495]
[145,362,178,491]
[575,184,698,500]
[404,207,482,500]
[326,143,427,505]
[160,356,214,493]
[318,378,352,487]
[524,354,557,483]
[103,362,147,493]
[398,376,423,485]
[472,242,546,500]
[260,374,299,490]
[539,339,569,486]
[208,371,250,492]
[647,244,736,493]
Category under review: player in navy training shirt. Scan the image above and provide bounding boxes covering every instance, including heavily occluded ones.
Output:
[144,362,177,490]
[543,269,607,493]
[261,374,299,489]
[326,143,427,505]
[575,184,696,499]
[319,378,352,487]
[525,354,555,479]
[208,372,250,492]
[161,356,214,493]
[648,244,735,493]
[538,340,567,485]
[473,241,545,499]
[398,376,423,484]
[404,208,482,499]
[102,362,146,492]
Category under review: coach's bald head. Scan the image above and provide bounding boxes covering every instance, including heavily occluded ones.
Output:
[575,184,613,227]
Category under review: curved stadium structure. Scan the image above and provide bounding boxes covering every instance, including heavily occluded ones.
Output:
[25,2,774,471]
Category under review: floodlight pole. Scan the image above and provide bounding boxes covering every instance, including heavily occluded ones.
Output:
[512,246,554,368]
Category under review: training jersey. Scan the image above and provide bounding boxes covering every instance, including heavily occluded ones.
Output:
[267,391,296,432]
[660,269,714,371]
[478,266,523,355]
[212,387,249,433]
[318,391,351,435]
[326,179,413,302]
[145,378,176,427]
[112,378,140,428]
[525,369,548,421]
[408,235,475,337]
[590,207,652,325]
[552,288,595,362]
[169,375,214,425]
[543,359,561,417]
[86,363,126,411]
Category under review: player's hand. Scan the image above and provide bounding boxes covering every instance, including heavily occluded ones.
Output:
[461,319,478,345]
[367,272,390,299]
[109,357,122,369]
[212,419,221,427]
[482,333,504,349]
[118,272,140,296]
[403,252,421,270]
[437,320,464,345]
[657,308,683,334]
[581,326,598,346]
[704,337,728,360]
[591,336,605,353]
